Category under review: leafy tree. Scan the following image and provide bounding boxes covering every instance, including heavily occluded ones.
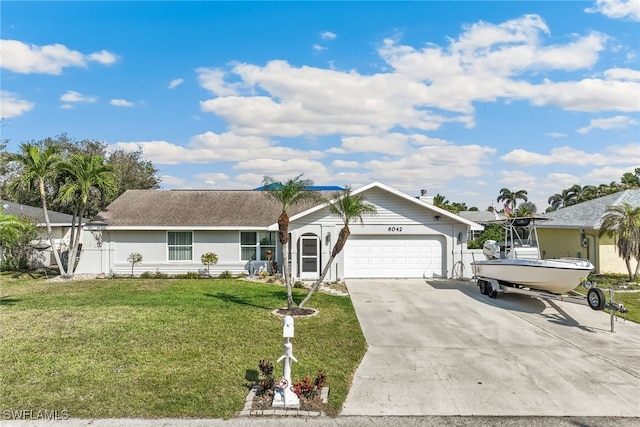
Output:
[201,252,219,277]
[515,201,537,217]
[7,143,67,276]
[0,208,38,270]
[598,203,640,281]
[497,188,528,213]
[299,186,377,308]
[621,168,640,188]
[262,174,324,310]
[466,223,505,250]
[3,134,161,218]
[127,252,143,277]
[57,154,117,273]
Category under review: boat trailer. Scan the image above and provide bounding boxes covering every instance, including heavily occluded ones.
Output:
[476,277,628,332]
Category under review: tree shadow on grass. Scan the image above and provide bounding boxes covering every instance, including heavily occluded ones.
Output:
[0,296,21,306]
[203,293,274,310]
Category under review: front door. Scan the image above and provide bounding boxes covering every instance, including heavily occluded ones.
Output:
[300,236,320,279]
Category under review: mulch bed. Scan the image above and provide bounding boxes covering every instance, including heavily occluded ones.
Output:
[251,390,327,412]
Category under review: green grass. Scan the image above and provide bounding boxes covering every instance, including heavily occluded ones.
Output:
[0,273,367,418]
[573,273,640,324]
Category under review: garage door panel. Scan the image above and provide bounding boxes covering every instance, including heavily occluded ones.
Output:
[345,235,443,278]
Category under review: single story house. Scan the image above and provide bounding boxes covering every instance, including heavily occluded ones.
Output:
[74,182,484,280]
[537,189,640,275]
[1,199,79,267]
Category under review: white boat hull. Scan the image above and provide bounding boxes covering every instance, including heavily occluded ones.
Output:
[472,258,594,294]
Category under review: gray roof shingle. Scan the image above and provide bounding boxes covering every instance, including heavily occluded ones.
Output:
[1,199,76,225]
[539,190,640,229]
[89,190,331,227]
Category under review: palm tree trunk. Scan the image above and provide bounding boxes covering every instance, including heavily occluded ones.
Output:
[66,204,85,275]
[299,226,350,308]
[39,179,67,276]
[282,240,295,309]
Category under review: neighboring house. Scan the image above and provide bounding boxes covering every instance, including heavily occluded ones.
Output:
[0,199,79,267]
[75,182,484,280]
[537,190,640,275]
[458,210,505,241]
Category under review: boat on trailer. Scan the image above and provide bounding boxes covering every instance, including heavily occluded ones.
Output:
[471,217,611,311]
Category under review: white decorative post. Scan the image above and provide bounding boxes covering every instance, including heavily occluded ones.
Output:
[272,315,300,409]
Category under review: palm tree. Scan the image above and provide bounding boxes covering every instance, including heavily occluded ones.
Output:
[262,174,324,310]
[598,203,640,281]
[547,185,581,212]
[433,194,448,209]
[497,188,528,214]
[57,154,117,274]
[299,186,377,308]
[514,201,537,217]
[7,144,67,276]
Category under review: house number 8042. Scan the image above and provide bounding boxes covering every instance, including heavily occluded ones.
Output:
[388,227,403,232]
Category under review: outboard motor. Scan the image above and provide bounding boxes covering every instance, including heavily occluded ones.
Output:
[483,240,500,260]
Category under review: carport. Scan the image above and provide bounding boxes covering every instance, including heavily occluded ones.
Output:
[341,279,640,416]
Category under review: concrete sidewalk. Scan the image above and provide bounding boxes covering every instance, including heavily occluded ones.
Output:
[2,416,639,427]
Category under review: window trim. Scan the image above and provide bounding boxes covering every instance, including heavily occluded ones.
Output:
[240,231,277,261]
[167,231,193,262]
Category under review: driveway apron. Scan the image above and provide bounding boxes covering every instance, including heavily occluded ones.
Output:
[340,279,640,416]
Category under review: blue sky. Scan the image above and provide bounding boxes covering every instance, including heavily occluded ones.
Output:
[1,1,639,211]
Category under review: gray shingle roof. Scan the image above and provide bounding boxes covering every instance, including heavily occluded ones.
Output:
[89,190,330,227]
[539,190,640,229]
[458,210,505,224]
[1,199,76,225]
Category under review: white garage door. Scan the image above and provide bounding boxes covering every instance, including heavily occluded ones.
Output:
[344,235,443,278]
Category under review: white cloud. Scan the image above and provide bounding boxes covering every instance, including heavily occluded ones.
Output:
[196,67,239,96]
[363,144,496,192]
[193,172,230,186]
[320,31,337,40]
[577,115,637,134]
[110,131,323,165]
[110,99,134,107]
[331,160,360,168]
[545,132,568,138]
[501,144,640,166]
[60,90,97,103]
[583,165,639,183]
[168,78,184,89]
[0,39,117,74]
[60,104,74,110]
[604,67,640,81]
[585,0,640,21]
[0,91,34,118]
[313,45,327,52]
[195,13,636,145]
[86,50,117,65]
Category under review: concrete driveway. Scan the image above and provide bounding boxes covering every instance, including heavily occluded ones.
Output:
[340,279,640,417]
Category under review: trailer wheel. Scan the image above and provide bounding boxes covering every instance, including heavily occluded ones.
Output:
[488,287,497,299]
[479,281,487,295]
[587,288,606,311]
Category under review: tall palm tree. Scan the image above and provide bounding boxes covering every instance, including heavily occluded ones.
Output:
[547,184,581,212]
[598,202,640,281]
[7,144,66,275]
[262,174,324,310]
[57,154,117,274]
[299,186,377,308]
[497,188,528,214]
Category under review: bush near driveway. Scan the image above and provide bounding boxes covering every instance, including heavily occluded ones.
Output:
[0,275,367,418]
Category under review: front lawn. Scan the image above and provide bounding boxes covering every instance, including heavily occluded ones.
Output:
[0,274,367,418]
